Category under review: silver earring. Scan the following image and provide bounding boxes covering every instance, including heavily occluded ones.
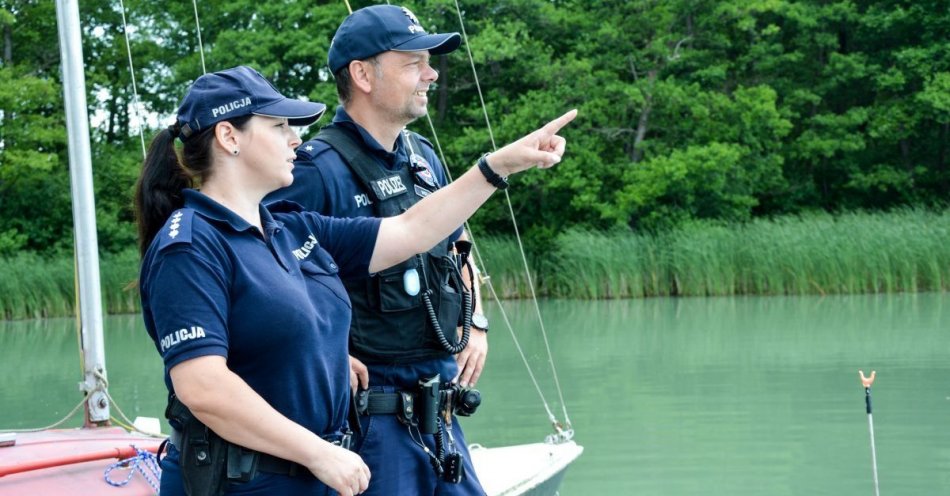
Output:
[232,149,239,156]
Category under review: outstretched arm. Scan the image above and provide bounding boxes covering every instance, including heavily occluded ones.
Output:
[369,109,577,273]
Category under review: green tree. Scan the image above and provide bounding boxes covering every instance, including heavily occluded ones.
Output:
[0,1,71,255]
[1,0,948,258]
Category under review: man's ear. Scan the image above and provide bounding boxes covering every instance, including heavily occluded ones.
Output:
[349,59,375,95]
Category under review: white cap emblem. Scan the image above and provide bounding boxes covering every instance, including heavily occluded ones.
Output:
[401,7,420,25]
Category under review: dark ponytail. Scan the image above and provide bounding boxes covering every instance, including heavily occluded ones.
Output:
[135,127,190,256]
[133,116,252,256]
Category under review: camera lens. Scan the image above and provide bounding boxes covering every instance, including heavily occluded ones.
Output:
[455,388,481,416]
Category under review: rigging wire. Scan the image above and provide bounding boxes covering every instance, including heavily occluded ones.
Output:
[34,0,207,441]
[73,257,84,376]
[337,0,573,434]
[422,116,563,430]
[449,0,572,430]
[78,0,205,437]
[104,0,572,441]
[192,0,207,74]
[117,0,147,158]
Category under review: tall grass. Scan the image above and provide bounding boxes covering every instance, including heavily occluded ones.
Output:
[491,209,950,299]
[2,209,948,318]
[471,235,540,299]
[0,249,140,320]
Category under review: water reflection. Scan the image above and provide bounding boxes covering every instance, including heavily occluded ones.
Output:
[471,293,949,495]
[1,293,947,494]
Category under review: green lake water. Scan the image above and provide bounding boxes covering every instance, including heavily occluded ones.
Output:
[1,293,948,494]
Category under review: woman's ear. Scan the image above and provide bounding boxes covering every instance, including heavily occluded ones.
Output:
[214,120,240,155]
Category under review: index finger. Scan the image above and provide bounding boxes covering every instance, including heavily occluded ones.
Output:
[540,109,578,135]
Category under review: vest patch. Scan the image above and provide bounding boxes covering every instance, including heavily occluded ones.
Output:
[371,175,408,200]
[410,153,437,188]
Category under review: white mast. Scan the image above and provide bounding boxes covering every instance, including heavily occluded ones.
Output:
[55,0,110,425]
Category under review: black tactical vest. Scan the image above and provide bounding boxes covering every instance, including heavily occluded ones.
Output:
[315,125,465,364]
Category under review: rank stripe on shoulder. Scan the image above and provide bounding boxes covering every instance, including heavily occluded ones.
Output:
[158,208,194,249]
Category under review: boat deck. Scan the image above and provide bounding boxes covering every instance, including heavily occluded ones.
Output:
[471,440,584,495]
[1,428,582,495]
[0,427,163,496]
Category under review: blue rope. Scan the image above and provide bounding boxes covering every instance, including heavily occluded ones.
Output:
[103,447,162,494]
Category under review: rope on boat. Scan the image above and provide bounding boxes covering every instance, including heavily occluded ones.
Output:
[422,94,569,440]
[103,447,162,493]
[0,397,87,434]
[93,370,165,437]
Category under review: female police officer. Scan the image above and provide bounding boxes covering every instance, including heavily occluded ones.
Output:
[135,65,575,496]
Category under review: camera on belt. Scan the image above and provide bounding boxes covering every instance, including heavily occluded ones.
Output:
[416,375,482,434]
[444,383,481,417]
[415,375,482,484]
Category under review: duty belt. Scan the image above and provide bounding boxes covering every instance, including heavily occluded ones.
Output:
[353,381,481,429]
[252,432,352,477]
[357,390,415,416]
[352,377,479,485]
[169,429,352,477]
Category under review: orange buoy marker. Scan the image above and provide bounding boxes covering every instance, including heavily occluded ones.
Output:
[859,370,880,496]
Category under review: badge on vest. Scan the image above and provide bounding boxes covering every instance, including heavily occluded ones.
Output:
[371,175,408,200]
[410,153,437,189]
[414,184,432,198]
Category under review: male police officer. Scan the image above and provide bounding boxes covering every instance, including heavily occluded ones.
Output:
[267,5,488,495]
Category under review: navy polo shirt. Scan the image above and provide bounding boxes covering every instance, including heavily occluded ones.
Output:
[266,106,461,388]
[140,189,380,437]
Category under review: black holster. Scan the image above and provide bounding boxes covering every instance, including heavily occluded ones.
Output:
[166,394,229,496]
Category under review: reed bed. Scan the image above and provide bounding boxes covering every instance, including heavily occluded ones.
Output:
[498,209,950,299]
[2,209,948,318]
[471,235,540,299]
[0,249,140,320]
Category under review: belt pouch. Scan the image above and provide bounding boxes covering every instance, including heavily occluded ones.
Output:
[227,444,259,483]
[418,375,440,434]
[166,395,229,496]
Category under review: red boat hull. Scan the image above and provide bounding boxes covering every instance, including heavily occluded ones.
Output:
[0,427,163,495]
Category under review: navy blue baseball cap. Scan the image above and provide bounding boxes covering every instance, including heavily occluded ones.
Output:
[176,66,326,140]
[328,5,461,74]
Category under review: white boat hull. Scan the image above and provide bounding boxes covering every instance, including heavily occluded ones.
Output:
[470,441,583,496]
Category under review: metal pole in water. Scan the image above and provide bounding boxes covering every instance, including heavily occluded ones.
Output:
[859,370,880,496]
[55,0,110,426]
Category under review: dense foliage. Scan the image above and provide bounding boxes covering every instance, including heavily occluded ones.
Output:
[1,0,948,257]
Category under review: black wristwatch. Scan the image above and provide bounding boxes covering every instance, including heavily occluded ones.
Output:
[471,313,489,332]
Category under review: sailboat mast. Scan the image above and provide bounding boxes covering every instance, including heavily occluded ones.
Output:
[55,0,110,426]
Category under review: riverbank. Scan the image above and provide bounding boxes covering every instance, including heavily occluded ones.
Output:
[0,249,140,320]
[2,209,947,319]
[476,208,949,299]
